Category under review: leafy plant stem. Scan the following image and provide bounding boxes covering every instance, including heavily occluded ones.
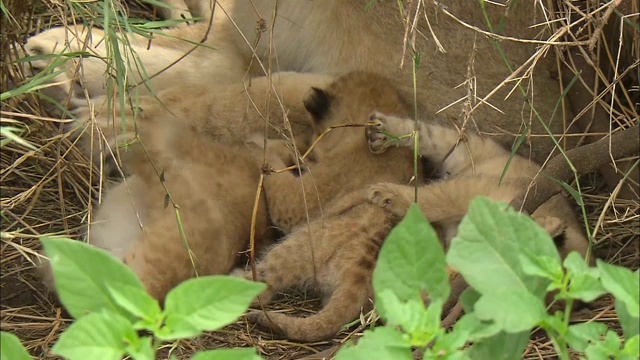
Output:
[542,322,571,360]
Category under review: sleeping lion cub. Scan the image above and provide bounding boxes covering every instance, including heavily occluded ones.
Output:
[39,72,334,301]
[364,111,591,261]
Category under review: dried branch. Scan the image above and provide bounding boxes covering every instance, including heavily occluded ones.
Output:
[510,123,639,215]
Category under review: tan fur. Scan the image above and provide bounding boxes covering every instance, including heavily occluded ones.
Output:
[37,110,273,301]
[217,0,582,162]
[27,1,583,164]
[232,190,399,342]
[69,72,334,175]
[39,72,334,301]
[364,112,591,261]
[262,71,421,233]
[156,0,214,21]
[22,15,245,105]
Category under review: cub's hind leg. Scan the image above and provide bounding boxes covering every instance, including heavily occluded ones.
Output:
[246,280,372,342]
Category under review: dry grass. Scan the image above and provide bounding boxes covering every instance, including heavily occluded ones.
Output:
[1,0,638,359]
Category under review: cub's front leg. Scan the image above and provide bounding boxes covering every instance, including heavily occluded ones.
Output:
[366,182,414,218]
[365,111,415,154]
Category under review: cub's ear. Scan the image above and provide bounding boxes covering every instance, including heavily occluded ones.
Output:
[303,87,332,122]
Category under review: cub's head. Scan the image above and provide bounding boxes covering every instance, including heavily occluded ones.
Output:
[303,71,413,128]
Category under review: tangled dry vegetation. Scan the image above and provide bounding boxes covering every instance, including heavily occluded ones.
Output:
[1,1,638,359]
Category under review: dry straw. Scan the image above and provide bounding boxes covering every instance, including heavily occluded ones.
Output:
[1,1,637,359]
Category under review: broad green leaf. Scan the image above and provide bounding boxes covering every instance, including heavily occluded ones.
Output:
[568,274,607,303]
[597,261,639,318]
[620,335,639,359]
[459,288,481,313]
[0,331,32,360]
[447,198,558,295]
[520,253,563,282]
[377,290,432,332]
[447,198,557,331]
[615,298,639,339]
[452,313,501,342]
[107,283,162,329]
[126,336,155,359]
[335,326,412,360]
[41,237,144,319]
[473,288,547,332]
[566,322,608,352]
[427,328,472,360]
[377,290,443,347]
[52,311,136,360]
[585,330,621,359]
[159,276,266,340]
[373,204,450,317]
[192,348,262,360]
[564,252,606,302]
[468,331,530,360]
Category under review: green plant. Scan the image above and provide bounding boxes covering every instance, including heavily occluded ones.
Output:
[1,331,32,360]
[1,199,637,359]
[24,237,264,360]
[335,198,639,360]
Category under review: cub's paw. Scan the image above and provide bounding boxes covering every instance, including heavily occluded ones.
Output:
[366,111,391,154]
[534,216,567,246]
[229,267,251,280]
[245,310,287,337]
[366,183,411,218]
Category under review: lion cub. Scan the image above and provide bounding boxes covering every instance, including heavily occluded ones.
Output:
[39,72,333,301]
[261,71,421,233]
[364,112,591,261]
[232,188,403,342]
[230,72,428,341]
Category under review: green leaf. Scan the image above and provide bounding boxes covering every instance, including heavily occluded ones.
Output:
[520,253,563,282]
[452,313,501,342]
[158,276,266,340]
[107,283,162,329]
[620,335,639,359]
[41,237,144,319]
[52,311,136,360]
[335,326,412,360]
[564,252,606,302]
[427,326,472,360]
[459,288,481,313]
[468,331,530,360]
[566,322,608,352]
[1,331,32,360]
[192,348,262,360]
[373,204,450,317]
[597,261,639,318]
[585,330,621,359]
[473,289,547,332]
[446,198,557,332]
[125,336,155,359]
[377,290,443,347]
[616,298,639,339]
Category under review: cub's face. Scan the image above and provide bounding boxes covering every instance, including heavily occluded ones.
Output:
[302,71,413,130]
